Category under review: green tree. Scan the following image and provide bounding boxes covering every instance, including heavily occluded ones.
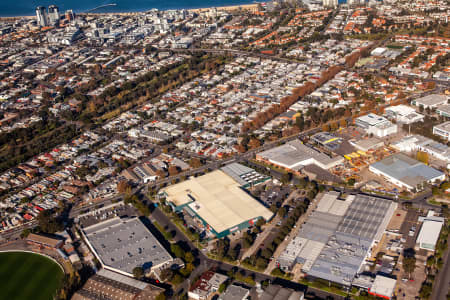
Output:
[179,262,195,277]
[347,178,356,186]
[419,282,433,299]
[20,228,31,238]
[189,158,203,168]
[132,266,144,279]
[218,282,227,293]
[37,210,63,234]
[171,273,184,285]
[171,244,185,259]
[185,252,195,264]
[278,207,287,218]
[403,256,417,279]
[281,172,292,184]
[271,268,286,277]
[160,269,174,281]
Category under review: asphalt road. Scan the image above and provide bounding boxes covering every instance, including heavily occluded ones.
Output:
[431,247,450,300]
[149,204,346,300]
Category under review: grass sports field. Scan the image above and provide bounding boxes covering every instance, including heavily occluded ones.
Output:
[0,251,64,300]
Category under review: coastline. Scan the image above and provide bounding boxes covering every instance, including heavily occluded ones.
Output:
[0,2,261,20]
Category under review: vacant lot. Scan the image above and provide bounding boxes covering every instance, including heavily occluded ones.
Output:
[0,251,64,300]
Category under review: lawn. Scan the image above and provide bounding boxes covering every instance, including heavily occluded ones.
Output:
[0,251,64,300]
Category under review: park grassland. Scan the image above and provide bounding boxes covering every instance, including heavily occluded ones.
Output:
[0,251,64,300]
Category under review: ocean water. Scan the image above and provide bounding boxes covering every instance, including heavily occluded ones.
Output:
[0,0,259,17]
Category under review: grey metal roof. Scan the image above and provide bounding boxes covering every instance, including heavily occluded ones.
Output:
[221,162,269,186]
[258,140,341,169]
[219,285,250,300]
[336,195,392,241]
[307,195,396,286]
[84,217,173,274]
[97,268,148,290]
[259,285,304,300]
[298,211,342,243]
[370,153,444,188]
[414,94,447,106]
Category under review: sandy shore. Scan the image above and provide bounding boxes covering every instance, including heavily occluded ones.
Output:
[0,16,34,20]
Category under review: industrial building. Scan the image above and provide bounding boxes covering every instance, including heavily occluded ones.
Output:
[369,153,445,190]
[220,162,271,188]
[392,135,450,162]
[368,275,397,299]
[72,268,164,300]
[355,113,397,138]
[350,137,384,152]
[411,94,448,109]
[436,104,450,118]
[81,217,173,277]
[385,105,424,124]
[278,192,352,272]
[416,212,445,251]
[159,169,273,238]
[279,192,397,287]
[307,194,396,286]
[26,233,63,249]
[311,132,343,152]
[256,140,343,171]
[310,132,356,156]
[433,121,450,141]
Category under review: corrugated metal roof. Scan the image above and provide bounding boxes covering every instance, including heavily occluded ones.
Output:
[370,153,444,188]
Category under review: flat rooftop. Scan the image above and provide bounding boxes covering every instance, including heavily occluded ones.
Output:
[370,153,445,188]
[337,194,395,242]
[370,275,396,298]
[414,94,447,106]
[278,192,354,272]
[356,113,389,127]
[437,104,450,115]
[83,217,173,275]
[434,121,450,133]
[162,170,273,234]
[220,162,270,187]
[417,218,444,249]
[307,195,397,286]
[257,140,342,169]
[350,137,384,151]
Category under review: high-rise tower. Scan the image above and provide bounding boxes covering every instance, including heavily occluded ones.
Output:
[48,5,60,25]
[36,6,48,27]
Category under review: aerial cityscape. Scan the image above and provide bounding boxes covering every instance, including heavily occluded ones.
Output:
[0,0,449,299]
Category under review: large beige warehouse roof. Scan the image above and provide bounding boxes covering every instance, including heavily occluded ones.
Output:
[163,170,273,234]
